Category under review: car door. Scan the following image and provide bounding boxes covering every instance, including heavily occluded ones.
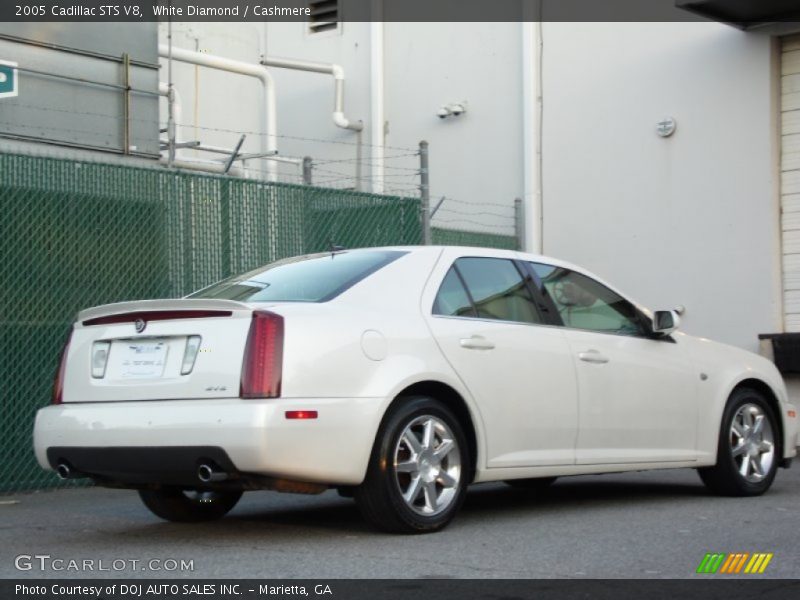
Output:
[526,261,699,465]
[423,250,578,468]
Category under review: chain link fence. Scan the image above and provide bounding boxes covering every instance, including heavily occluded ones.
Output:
[0,151,517,493]
[0,152,424,493]
[431,227,518,250]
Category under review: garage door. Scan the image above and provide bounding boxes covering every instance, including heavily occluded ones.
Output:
[782,34,800,331]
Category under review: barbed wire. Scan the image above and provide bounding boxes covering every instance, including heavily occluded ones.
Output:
[435,207,515,221]
[313,154,420,167]
[430,215,515,234]
[186,122,419,153]
[1,101,519,236]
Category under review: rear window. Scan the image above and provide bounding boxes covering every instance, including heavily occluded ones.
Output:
[189,250,406,303]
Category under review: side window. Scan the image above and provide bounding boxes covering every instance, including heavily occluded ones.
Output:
[529,263,644,336]
[432,267,475,318]
[432,258,543,324]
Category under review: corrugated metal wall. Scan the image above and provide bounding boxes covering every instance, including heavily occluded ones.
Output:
[0,24,159,157]
[782,35,800,330]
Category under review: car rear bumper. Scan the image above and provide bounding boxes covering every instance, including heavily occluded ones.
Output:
[34,397,385,486]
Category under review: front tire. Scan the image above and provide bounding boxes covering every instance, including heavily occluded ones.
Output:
[698,387,780,497]
[355,396,470,533]
[139,488,243,522]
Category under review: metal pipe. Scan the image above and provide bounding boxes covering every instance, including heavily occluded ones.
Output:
[122,53,131,156]
[160,156,245,177]
[55,461,86,480]
[166,22,175,166]
[223,134,246,174]
[56,463,71,480]
[521,19,544,254]
[303,156,313,185]
[13,65,159,96]
[514,197,526,251]
[158,82,183,133]
[259,56,363,132]
[0,33,159,69]
[419,140,431,245]
[197,463,229,483]
[370,21,385,194]
[355,130,363,191]
[158,44,278,181]
[158,81,183,159]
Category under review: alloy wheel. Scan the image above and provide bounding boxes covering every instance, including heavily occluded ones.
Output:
[730,403,775,483]
[393,415,462,516]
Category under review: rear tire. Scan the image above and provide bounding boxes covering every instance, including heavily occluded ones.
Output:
[138,488,243,522]
[504,477,557,491]
[698,387,780,497]
[355,396,470,534]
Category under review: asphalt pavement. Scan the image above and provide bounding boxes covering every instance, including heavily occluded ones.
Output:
[2,461,799,579]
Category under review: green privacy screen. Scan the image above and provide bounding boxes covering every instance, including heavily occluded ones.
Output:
[431,227,518,250]
[0,152,515,493]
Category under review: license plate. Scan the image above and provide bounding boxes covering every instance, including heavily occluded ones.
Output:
[116,340,168,379]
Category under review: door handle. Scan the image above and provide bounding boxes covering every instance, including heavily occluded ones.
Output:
[460,335,495,350]
[578,350,609,364]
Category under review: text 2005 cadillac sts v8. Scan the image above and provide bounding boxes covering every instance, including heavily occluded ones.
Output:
[34,246,798,533]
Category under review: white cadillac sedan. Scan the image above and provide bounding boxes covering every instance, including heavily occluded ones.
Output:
[34,246,798,533]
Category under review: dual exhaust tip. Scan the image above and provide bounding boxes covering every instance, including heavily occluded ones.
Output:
[56,462,80,480]
[56,460,229,483]
[197,462,229,483]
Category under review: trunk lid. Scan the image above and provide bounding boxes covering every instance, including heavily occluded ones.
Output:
[63,299,254,402]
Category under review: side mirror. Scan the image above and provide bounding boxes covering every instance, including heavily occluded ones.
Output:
[652,310,680,336]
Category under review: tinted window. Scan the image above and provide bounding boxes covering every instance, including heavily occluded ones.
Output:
[435,258,542,324]
[432,268,475,317]
[189,250,405,303]
[530,263,644,336]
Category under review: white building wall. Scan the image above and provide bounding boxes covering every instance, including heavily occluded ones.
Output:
[781,34,800,331]
[382,22,524,232]
[541,22,782,353]
[158,20,785,354]
[158,22,525,232]
[263,21,373,185]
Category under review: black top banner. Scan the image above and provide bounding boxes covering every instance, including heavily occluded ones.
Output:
[3,0,799,23]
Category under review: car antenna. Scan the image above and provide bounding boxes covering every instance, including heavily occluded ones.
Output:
[328,240,346,258]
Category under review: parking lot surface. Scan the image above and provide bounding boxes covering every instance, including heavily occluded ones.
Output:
[2,462,799,579]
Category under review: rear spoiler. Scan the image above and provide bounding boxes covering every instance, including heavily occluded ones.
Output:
[77,299,253,324]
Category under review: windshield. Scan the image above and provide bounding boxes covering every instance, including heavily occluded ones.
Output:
[188,250,407,303]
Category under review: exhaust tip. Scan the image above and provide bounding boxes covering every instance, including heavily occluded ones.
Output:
[197,464,214,483]
[56,462,71,480]
[197,463,228,483]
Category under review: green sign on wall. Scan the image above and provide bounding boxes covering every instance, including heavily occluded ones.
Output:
[0,60,18,98]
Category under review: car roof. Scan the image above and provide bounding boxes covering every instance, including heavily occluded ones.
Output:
[362,245,650,314]
[357,245,584,273]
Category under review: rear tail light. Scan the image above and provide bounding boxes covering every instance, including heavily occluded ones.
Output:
[240,311,284,399]
[52,328,74,405]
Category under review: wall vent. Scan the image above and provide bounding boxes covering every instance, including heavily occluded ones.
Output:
[309,0,339,34]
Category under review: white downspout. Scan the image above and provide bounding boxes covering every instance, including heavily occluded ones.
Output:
[370,21,385,194]
[522,21,543,254]
[259,56,364,132]
[158,82,183,158]
[158,44,278,181]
